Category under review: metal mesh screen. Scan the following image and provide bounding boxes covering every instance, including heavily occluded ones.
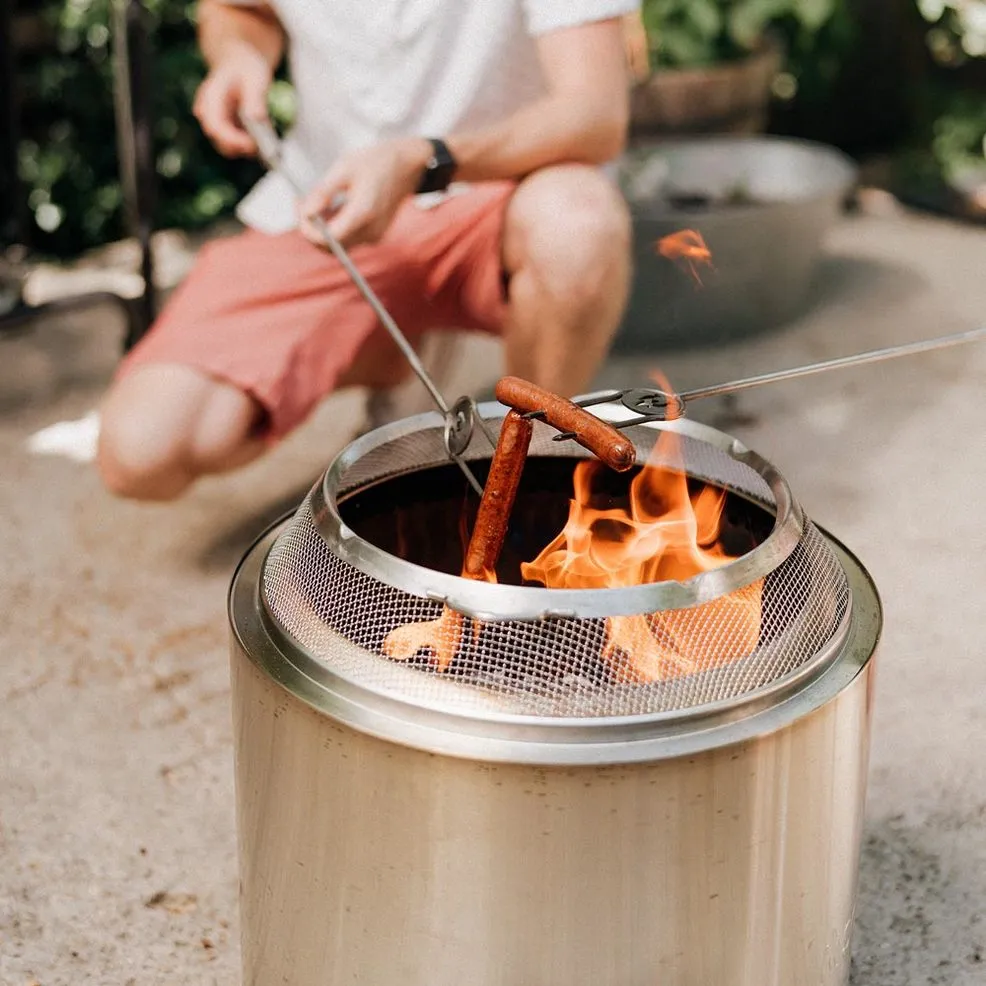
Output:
[260,422,850,718]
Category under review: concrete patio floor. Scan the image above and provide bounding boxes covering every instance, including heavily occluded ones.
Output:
[2,202,985,985]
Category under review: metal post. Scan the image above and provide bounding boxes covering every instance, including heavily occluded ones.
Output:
[1,0,25,247]
[112,0,157,346]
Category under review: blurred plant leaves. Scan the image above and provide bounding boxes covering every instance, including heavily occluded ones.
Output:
[796,0,837,32]
[11,0,293,257]
[642,0,849,69]
[727,0,788,50]
[15,0,984,255]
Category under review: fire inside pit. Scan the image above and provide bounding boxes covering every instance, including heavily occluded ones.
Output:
[341,431,771,683]
[339,457,768,586]
[261,412,850,717]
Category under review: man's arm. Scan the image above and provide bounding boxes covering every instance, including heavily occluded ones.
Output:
[300,17,632,247]
[193,0,285,157]
[446,18,631,181]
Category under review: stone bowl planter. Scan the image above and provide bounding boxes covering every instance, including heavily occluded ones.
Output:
[630,39,783,136]
[615,135,859,352]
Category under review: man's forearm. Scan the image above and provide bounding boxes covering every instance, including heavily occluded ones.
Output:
[444,18,630,182]
[446,94,628,183]
[198,0,284,69]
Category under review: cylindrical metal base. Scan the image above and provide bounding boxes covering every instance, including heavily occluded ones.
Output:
[230,639,873,986]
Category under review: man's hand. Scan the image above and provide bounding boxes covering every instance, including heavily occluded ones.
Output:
[193,41,273,157]
[298,138,432,249]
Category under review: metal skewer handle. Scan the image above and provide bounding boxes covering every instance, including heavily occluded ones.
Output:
[677,326,986,404]
[548,325,986,439]
[242,117,986,464]
[241,115,490,496]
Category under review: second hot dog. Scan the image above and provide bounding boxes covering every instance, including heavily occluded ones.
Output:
[495,376,636,473]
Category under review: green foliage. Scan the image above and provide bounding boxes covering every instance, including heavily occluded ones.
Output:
[909,3,986,186]
[917,0,986,64]
[638,0,859,128]
[640,0,842,68]
[14,0,293,258]
[770,1,857,109]
[894,87,986,195]
[20,0,980,255]
[929,92,986,177]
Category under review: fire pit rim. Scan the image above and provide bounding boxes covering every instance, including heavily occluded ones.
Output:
[312,402,805,622]
[229,525,881,765]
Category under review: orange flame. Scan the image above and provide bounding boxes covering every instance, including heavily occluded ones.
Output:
[382,606,474,672]
[655,229,714,286]
[521,424,762,683]
[383,365,762,684]
[383,508,495,670]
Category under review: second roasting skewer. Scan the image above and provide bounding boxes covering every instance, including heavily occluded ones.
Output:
[547,326,986,439]
[242,117,986,466]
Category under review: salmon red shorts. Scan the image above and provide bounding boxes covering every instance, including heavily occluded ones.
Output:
[119,180,516,438]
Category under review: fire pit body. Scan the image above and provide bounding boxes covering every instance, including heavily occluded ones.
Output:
[228,402,881,986]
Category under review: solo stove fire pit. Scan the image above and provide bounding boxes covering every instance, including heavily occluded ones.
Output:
[228,399,881,986]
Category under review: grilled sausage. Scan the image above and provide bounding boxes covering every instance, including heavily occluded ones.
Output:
[494,376,635,473]
[463,409,534,579]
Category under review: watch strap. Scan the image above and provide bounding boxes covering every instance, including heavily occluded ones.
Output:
[416,138,457,195]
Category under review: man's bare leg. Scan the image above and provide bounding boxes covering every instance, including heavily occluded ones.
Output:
[500,163,631,397]
[97,341,413,502]
[97,364,266,501]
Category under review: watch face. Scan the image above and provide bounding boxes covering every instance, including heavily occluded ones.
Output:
[419,139,456,194]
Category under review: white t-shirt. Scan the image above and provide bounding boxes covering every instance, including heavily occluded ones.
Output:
[228,0,640,232]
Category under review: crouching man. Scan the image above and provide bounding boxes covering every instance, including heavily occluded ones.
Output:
[98,0,638,500]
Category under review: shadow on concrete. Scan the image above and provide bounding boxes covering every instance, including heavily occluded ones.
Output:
[0,300,126,413]
[801,251,929,315]
[194,480,317,575]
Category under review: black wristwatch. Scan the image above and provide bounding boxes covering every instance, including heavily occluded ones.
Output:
[416,138,457,195]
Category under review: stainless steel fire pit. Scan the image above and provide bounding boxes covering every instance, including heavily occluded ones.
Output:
[228,399,881,986]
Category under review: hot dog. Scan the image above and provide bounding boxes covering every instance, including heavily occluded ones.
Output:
[494,376,636,473]
[462,409,534,580]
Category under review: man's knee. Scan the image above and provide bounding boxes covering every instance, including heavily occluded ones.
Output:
[506,164,631,296]
[97,365,261,501]
[97,399,193,501]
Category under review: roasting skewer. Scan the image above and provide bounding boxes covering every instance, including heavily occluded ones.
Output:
[243,117,986,469]
[241,116,495,497]
[546,326,986,440]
